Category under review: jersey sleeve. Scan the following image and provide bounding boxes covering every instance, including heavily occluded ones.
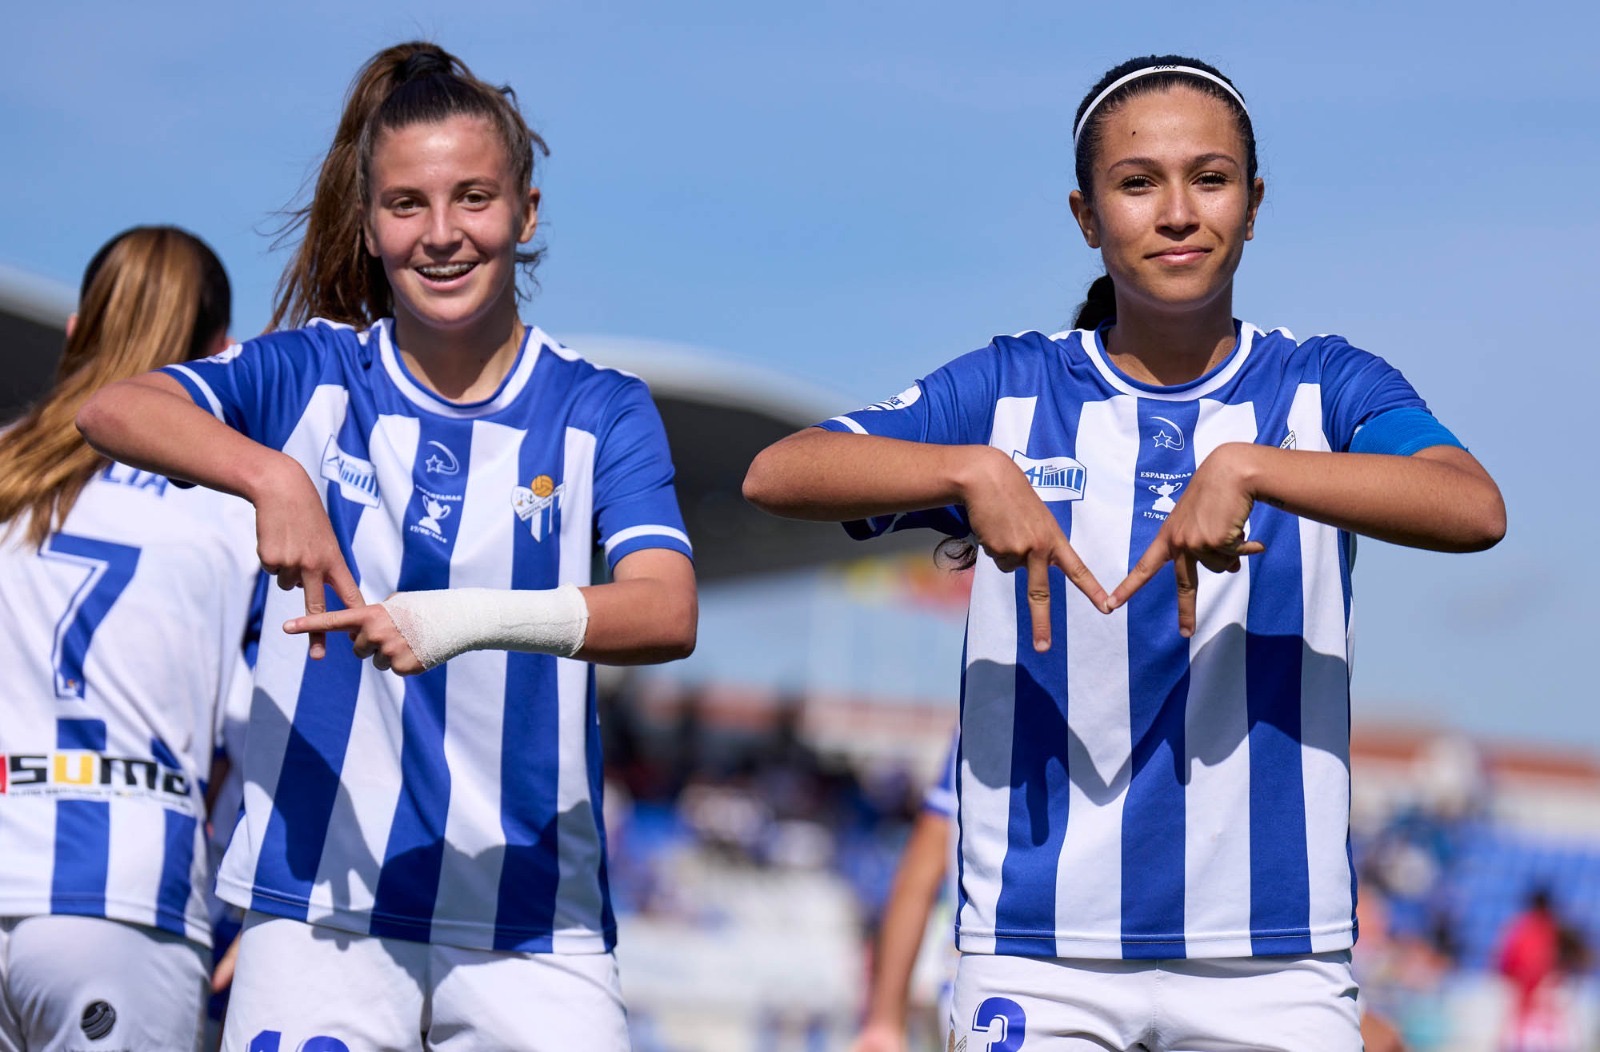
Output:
[1315,336,1433,453]
[161,326,338,451]
[592,378,694,572]
[815,344,1000,540]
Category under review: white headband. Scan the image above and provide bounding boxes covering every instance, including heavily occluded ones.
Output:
[1073,65,1249,144]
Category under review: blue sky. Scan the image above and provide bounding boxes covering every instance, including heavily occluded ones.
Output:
[3,1,1595,749]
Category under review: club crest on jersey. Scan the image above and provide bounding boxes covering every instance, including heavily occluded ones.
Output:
[424,440,460,475]
[1011,451,1086,502]
[320,437,380,508]
[511,474,564,542]
[865,384,922,412]
[1150,416,1186,451]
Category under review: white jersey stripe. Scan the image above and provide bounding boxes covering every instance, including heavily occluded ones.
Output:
[1056,395,1138,953]
[432,420,521,938]
[602,525,692,556]
[1182,399,1259,956]
[1289,385,1356,951]
[956,396,1034,953]
[166,364,224,419]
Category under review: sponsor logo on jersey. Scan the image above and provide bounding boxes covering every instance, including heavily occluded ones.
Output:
[81,1001,117,1041]
[0,751,192,807]
[865,384,922,412]
[1011,451,1086,502]
[200,343,244,365]
[424,440,460,476]
[320,438,381,508]
[1280,430,1297,450]
[511,474,564,542]
[1150,416,1186,451]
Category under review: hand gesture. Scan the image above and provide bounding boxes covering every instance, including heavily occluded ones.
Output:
[962,447,1110,651]
[1110,443,1265,636]
[254,456,365,659]
[284,602,425,675]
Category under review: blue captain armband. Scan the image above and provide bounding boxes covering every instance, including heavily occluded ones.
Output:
[1349,407,1466,457]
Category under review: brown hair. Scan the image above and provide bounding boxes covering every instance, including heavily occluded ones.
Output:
[269,41,549,330]
[0,226,231,547]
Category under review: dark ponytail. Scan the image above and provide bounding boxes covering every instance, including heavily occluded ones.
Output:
[270,41,549,329]
[1072,274,1117,331]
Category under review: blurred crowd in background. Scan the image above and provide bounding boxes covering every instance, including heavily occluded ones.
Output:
[589,667,1600,1052]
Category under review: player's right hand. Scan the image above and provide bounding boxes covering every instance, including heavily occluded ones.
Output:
[959,446,1111,652]
[848,1022,910,1052]
[252,454,364,660]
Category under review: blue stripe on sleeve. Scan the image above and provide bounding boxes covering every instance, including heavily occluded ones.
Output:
[1349,407,1466,456]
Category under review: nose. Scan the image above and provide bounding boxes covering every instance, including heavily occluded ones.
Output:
[422,203,461,252]
[1155,185,1199,238]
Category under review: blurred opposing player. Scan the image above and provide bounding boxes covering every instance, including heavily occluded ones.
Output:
[0,227,258,1051]
[79,41,697,1052]
[746,54,1504,1050]
[852,732,957,1052]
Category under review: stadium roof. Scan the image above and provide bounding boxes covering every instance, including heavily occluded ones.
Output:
[0,272,919,580]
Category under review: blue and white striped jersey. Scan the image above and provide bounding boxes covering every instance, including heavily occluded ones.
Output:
[165,319,693,953]
[821,322,1430,960]
[0,467,259,946]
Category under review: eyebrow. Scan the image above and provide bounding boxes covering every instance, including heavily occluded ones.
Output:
[376,178,502,196]
[1106,152,1241,172]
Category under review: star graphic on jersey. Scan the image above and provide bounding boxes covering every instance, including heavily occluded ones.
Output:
[425,454,449,473]
[1153,430,1172,448]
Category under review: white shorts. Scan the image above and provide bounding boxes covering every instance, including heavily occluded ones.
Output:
[0,914,207,1052]
[951,951,1360,1052]
[220,912,630,1052]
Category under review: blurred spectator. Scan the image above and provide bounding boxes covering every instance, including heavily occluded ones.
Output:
[1497,887,1590,1052]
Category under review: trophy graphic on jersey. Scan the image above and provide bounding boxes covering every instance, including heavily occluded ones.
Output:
[418,497,452,534]
[511,474,564,542]
[1149,480,1184,513]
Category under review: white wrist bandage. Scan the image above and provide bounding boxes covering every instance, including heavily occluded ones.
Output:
[381,584,590,670]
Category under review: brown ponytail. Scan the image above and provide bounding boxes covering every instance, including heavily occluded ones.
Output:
[269,41,549,330]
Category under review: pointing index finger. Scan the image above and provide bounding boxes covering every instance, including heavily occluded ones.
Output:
[1109,533,1174,612]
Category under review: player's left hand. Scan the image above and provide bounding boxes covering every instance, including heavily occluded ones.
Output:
[1109,443,1266,637]
[284,603,426,675]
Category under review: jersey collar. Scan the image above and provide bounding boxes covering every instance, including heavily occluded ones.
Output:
[374,318,547,419]
[1070,320,1262,401]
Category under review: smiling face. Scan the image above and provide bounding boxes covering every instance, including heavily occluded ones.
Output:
[1069,85,1263,323]
[362,114,539,347]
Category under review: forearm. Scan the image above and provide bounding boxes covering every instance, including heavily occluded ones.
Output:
[77,373,292,502]
[578,571,697,665]
[862,814,949,1029]
[1227,443,1505,552]
[743,429,999,522]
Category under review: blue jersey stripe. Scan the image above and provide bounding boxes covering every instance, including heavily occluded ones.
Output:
[371,418,475,940]
[584,669,618,950]
[249,643,364,919]
[50,719,110,915]
[156,809,198,935]
[1246,505,1314,954]
[1120,399,1196,957]
[493,417,568,951]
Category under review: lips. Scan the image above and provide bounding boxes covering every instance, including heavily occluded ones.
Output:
[415,262,477,283]
[1150,246,1210,264]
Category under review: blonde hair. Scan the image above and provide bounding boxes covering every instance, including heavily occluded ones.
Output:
[0,226,231,547]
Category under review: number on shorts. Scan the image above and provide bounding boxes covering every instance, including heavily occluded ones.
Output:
[973,997,1027,1052]
[39,533,141,699]
[249,1032,349,1052]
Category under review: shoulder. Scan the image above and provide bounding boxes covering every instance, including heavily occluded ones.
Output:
[531,328,656,413]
